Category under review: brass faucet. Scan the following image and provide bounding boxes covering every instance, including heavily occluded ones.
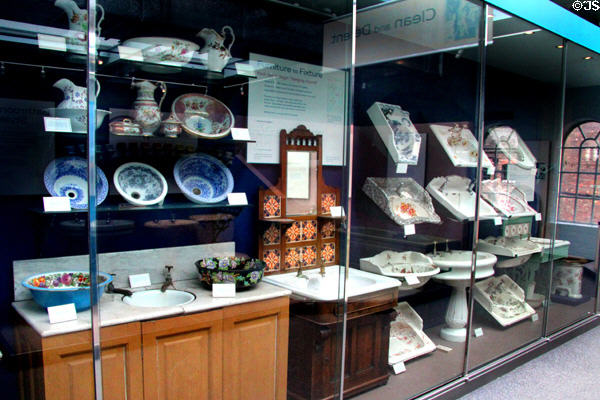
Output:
[160,265,175,292]
[318,259,326,277]
[296,264,308,280]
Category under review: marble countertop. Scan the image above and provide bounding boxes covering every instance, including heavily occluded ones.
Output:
[13,280,291,337]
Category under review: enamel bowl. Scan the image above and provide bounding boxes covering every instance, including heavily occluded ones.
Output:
[171,93,234,139]
[46,108,110,133]
[22,271,112,311]
[173,153,234,203]
[44,156,108,209]
[113,162,168,206]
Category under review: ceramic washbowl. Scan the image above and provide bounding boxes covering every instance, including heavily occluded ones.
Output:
[477,236,542,268]
[426,176,498,221]
[359,251,439,290]
[263,266,400,301]
[428,250,497,270]
[122,289,195,308]
[173,153,234,203]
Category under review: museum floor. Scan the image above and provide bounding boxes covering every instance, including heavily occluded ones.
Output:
[457,322,600,400]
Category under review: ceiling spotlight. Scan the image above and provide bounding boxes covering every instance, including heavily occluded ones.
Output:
[584,56,593,60]
[556,44,564,49]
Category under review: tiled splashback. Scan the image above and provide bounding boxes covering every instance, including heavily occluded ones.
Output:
[13,242,235,301]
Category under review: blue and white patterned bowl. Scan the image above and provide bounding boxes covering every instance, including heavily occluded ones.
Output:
[113,162,168,206]
[173,153,234,204]
[43,157,108,209]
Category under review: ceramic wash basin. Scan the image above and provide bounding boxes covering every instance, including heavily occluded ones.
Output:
[426,176,498,221]
[477,236,542,268]
[263,266,400,301]
[122,289,195,308]
[359,251,439,290]
[429,250,497,270]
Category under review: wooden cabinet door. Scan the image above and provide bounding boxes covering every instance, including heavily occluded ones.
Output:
[41,322,143,400]
[223,297,289,400]
[141,309,223,400]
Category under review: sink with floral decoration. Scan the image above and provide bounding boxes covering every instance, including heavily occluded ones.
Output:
[426,176,499,221]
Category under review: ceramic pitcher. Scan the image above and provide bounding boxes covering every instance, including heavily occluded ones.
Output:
[54,0,105,44]
[131,80,167,136]
[197,25,235,72]
[54,78,100,109]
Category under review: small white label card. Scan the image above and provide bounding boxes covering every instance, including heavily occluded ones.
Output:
[330,206,345,218]
[396,163,408,174]
[44,116,72,133]
[535,213,542,221]
[118,45,144,62]
[48,303,77,324]
[405,275,420,285]
[392,361,406,375]
[494,217,503,226]
[531,313,539,322]
[212,283,236,298]
[474,327,484,337]
[436,344,452,353]
[37,34,67,52]
[129,273,151,289]
[235,63,256,77]
[404,224,416,236]
[227,192,248,205]
[43,196,71,212]
[231,127,252,141]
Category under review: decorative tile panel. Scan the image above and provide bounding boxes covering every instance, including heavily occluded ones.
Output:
[321,193,336,214]
[301,220,317,241]
[263,223,280,245]
[321,243,336,264]
[263,195,281,218]
[321,221,336,239]
[263,249,280,272]
[302,245,317,267]
[285,221,302,243]
[285,247,302,269]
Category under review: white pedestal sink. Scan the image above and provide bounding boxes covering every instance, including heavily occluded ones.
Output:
[123,289,196,308]
[429,251,497,342]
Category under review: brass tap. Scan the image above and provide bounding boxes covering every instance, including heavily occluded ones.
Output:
[319,259,326,277]
[161,265,175,292]
[296,265,308,280]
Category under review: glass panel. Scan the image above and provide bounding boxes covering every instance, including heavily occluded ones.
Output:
[548,40,599,334]
[0,1,94,399]
[93,1,353,400]
[349,1,484,398]
[471,9,563,370]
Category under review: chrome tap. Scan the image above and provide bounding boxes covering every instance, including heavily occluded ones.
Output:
[439,177,449,194]
[106,274,133,297]
[161,265,175,292]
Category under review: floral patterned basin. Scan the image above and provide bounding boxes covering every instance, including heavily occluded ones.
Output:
[474,275,535,327]
[171,93,234,139]
[195,257,266,290]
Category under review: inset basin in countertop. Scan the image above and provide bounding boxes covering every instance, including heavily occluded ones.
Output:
[428,250,497,269]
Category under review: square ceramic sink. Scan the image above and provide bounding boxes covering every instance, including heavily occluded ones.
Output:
[263,266,400,301]
[426,176,498,221]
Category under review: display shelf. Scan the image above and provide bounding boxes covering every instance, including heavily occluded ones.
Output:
[31,195,251,215]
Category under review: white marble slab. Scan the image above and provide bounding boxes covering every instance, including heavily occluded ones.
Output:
[14,242,234,301]
[13,280,291,337]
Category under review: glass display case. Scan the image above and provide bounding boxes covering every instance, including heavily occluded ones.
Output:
[0,1,598,399]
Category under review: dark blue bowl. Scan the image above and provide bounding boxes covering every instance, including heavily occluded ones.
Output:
[22,271,112,311]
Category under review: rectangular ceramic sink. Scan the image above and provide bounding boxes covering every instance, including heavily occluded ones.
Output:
[263,266,400,301]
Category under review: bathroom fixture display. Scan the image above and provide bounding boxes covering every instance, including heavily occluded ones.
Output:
[477,236,542,268]
[113,162,168,206]
[359,251,439,290]
[367,102,421,165]
[389,302,437,365]
[474,275,536,326]
[485,125,536,169]
[43,156,108,209]
[426,176,499,221]
[430,123,495,172]
[171,93,234,139]
[481,179,537,218]
[362,177,441,225]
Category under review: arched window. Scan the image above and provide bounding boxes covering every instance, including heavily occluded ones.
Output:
[559,121,600,224]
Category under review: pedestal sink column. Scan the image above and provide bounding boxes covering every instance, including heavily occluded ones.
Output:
[441,279,470,342]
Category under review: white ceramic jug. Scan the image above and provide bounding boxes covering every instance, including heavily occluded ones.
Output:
[54,78,101,109]
[54,0,104,44]
[197,26,235,72]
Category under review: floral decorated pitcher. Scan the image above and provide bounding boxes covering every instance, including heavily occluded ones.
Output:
[131,80,167,136]
[54,0,105,45]
[54,78,101,109]
[197,25,235,72]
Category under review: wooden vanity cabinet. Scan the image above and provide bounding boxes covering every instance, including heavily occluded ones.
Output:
[15,296,289,400]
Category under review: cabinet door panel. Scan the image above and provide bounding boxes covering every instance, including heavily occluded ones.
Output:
[42,322,142,400]
[142,310,223,400]
[223,297,289,400]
